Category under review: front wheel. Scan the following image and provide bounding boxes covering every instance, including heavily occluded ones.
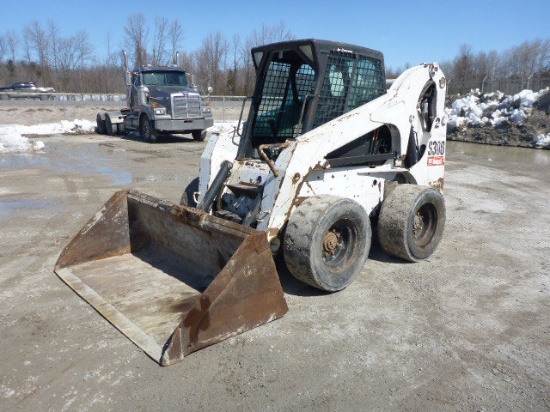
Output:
[378,184,445,262]
[191,130,207,141]
[179,177,199,207]
[284,195,371,292]
[140,115,158,143]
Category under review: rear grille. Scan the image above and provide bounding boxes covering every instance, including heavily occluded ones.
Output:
[172,92,202,118]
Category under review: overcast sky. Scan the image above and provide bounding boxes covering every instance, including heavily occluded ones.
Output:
[1,0,549,69]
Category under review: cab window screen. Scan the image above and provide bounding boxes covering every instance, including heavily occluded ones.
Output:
[313,53,385,128]
[252,59,315,140]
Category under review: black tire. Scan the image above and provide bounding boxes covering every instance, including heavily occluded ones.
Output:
[140,115,158,143]
[105,115,115,136]
[96,114,106,134]
[378,184,445,262]
[284,195,371,292]
[192,130,207,141]
[180,177,199,207]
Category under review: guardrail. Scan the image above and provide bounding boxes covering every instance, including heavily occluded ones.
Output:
[0,93,251,102]
[0,92,125,102]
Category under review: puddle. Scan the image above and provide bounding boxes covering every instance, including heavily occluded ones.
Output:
[96,167,133,186]
[1,143,134,186]
[0,198,60,218]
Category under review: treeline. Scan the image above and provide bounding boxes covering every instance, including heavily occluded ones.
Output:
[1,15,549,96]
[0,15,294,95]
[387,39,550,94]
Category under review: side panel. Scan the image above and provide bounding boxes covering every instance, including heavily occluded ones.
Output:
[296,169,384,217]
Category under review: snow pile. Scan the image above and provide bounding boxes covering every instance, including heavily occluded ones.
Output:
[446,88,550,147]
[12,119,96,136]
[0,127,44,153]
[537,133,550,146]
[0,119,96,153]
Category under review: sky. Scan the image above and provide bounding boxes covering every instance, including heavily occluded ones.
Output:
[0,0,549,70]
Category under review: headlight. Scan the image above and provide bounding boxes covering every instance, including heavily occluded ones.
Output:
[154,106,167,115]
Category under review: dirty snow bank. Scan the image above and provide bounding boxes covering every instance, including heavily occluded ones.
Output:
[0,120,237,154]
[0,127,45,153]
[446,88,550,148]
[0,119,96,153]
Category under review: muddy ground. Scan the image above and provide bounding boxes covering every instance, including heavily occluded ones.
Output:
[0,103,549,411]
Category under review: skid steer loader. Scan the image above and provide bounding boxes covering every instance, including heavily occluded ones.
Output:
[55,39,447,366]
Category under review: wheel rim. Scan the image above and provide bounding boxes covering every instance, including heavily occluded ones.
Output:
[322,219,359,273]
[412,203,437,247]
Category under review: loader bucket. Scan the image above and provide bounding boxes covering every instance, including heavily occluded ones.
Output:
[54,190,288,366]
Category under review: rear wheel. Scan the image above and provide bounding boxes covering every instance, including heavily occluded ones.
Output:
[140,115,158,143]
[192,130,207,141]
[105,115,115,136]
[179,177,199,207]
[96,114,106,134]
[378,184,445,261]
[284,195,371,292]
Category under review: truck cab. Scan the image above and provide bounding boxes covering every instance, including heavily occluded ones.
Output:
[97,56,214,142]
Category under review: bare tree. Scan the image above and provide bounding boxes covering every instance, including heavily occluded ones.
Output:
[152,17,169,65]
[47,20,61,71]
[56,31,94,92]
[248,21,294,46]
[168,19,184,64]
[0,35,6,62]
[5,30,20,62]
[228,34,241,95]
[124,13,149,67]
[452,44,475,86]
[23,20,50,83]
[195,32,228,94]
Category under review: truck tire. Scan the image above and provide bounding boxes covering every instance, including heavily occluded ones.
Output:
[284,195,371,292]
[192,130,207,141]
[179,177,199,207]
[105,115,116,136]
[140,115,158,143]
[378,184,445,262]
[96,114,106,134]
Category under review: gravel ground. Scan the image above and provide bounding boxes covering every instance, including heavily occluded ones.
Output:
[0,103,549,411]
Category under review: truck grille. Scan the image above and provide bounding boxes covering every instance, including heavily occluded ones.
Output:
[172,92,202,118]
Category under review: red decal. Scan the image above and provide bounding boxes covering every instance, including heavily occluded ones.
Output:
[428,156,445,166]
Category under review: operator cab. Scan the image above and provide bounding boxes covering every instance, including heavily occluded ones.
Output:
[238,39,387,160]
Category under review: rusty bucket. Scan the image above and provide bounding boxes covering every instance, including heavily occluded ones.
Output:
[55,190,288,366]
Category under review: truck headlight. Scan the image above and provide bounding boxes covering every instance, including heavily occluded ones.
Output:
[154,106,166,115]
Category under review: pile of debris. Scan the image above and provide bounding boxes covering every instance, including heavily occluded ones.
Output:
[446,88,550,149]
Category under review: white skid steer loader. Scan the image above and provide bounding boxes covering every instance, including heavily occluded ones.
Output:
[55,39,447,366]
